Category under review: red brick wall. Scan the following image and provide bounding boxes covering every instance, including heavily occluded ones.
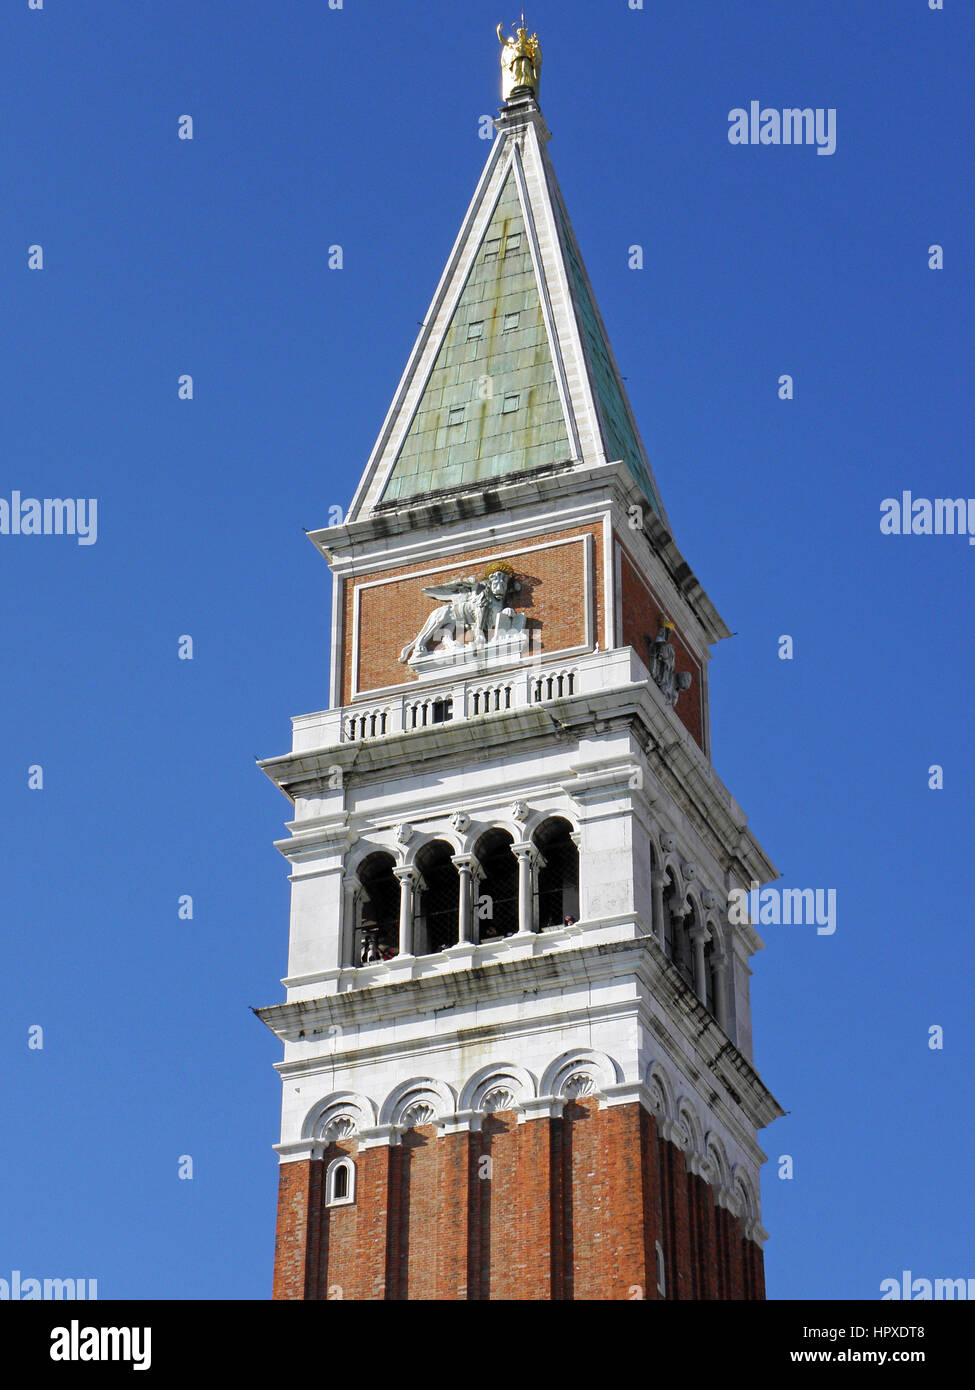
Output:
[435,1130,472,1300]
[271,1159,323,1300]
[563,1098,651,1299]
[342,524,604,703]
[396,1127,440,1299]
[615,537,705,749]
[481,1111,554,1300]
[272,1105,766,1301]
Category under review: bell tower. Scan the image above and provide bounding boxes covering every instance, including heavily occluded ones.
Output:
[257,37,783,1302]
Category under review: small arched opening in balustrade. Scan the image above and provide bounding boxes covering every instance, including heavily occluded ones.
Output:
[473,828,518,942]
[414,839,460,955]
[356,851,399,964]
[534,817,579,930]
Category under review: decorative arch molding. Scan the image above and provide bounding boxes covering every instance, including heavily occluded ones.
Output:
[684,889,712,941]
[647,829,663,871]
[380,1077,456,1131]
[676,1098,709,1173]
[529,808,581,839]
[469,817,528,851]
[684,885,705,917]
[460,1062,536,1116]
[540,1048,622,1103]
[303,1091,376,1144]
[732,1166,762,1240]
[645,1061,683,1144]
[705,1132,734,1207]
[402,830,465,867]
[703,910,724,942]
[346,842,398,881]
[659,854,683,888]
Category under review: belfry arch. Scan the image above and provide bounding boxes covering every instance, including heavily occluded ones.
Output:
[533,816,579,929]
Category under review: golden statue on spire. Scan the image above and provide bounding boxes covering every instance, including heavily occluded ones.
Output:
[497,19,541,102]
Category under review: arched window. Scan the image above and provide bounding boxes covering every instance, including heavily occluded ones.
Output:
[661,872,679,961]
[674,899,697,992]
[473,828,518,941]
[534,817,579,929]
[356,852,399,964]
[415,840,460,955]
[704,928,718,1017]
[325,1157,355,1207]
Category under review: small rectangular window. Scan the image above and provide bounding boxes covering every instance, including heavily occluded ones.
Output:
[502,312,520,332]
[467,320,483,340]
[502,393,520,414]
[447,406,465,427]
[482,238,501,261]
[504,232,522,254]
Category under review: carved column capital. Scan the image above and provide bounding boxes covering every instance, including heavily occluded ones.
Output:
[511,840,541,867]
[393,863,422,886]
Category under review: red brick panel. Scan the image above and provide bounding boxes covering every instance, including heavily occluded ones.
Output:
[342,524,604,703]
[728,1217,746,1300]
[687,1171,719,1300]
[339,1145,393,1301]
[615,538,704,749]
[435,1131,471,1301]
[271,1111,766,1302]
[481,1112,554,1300]
[272,1159,323,1301]
[564,1099,650,1301]
[714,1204,732,1299]
[396,1127,441,1300]
[548,1118,567,1300]
[742,1237,766,1300]
[639,1110,663,1299]
[667,1142,693,1300]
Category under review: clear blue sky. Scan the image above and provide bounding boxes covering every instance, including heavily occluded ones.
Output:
[1,0,971,1300]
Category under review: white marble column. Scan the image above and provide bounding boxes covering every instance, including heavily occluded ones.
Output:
[651,869,668,949]
[451,854,476,944]
[393,865,419,958]
[512,842,538,935]
[711,950,729,1031]
[341,874,361,968]
[690,921,710,1005]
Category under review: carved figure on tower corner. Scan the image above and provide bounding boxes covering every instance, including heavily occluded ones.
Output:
[649,619,692,709]
[497,21,541,101]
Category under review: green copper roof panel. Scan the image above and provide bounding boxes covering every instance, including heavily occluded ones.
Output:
[554,198,662,519]
[380,171,571,503]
